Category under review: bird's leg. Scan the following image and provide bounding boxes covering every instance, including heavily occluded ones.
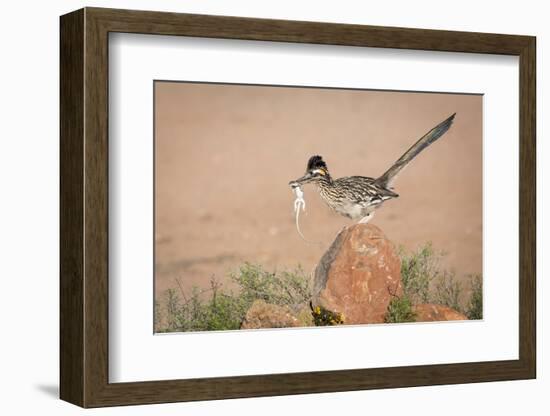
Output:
[358,212,374,224]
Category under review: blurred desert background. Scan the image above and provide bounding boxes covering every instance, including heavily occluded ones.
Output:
[154,81,482,303]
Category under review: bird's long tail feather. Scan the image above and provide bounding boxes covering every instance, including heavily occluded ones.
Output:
[376,113,456,188]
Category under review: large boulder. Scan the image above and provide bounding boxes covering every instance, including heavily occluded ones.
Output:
[312,224,403,324]
[413,304,468,322]
[241,300,303,329]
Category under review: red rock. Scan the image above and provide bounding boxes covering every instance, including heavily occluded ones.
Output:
[240,300,301,329]
[413,304,468,322]
[312,224,403,324]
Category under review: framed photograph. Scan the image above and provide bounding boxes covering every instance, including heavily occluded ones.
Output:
[60,7,536,408]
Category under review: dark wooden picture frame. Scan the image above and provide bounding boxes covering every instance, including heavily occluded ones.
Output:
[60,7,536,408]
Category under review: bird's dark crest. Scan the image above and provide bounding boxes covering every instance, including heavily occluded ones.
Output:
[307,155,327,171]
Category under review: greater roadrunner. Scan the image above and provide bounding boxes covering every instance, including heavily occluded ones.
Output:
[289,113,456,224]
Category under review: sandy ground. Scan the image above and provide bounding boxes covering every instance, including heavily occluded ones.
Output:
[154,82,482,299]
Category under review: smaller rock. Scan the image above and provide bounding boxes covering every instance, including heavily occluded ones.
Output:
[413,304,468,322]
[241,300,300,329]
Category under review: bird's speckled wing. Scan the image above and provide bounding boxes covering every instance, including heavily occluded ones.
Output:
[334,176,398,204]
[318,176,398,219]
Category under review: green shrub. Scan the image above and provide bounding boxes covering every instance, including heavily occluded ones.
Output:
[157,263,311,333]
[384,295,416,323]
[432,272,463,313]
[466,274,483,320]
[399,243,440,304]
[230,263,311,311]
[398,243,483,319]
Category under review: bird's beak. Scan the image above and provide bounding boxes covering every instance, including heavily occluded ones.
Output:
[289,172,313,188]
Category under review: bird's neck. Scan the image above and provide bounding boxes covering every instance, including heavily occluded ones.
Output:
[316,174,334,189]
